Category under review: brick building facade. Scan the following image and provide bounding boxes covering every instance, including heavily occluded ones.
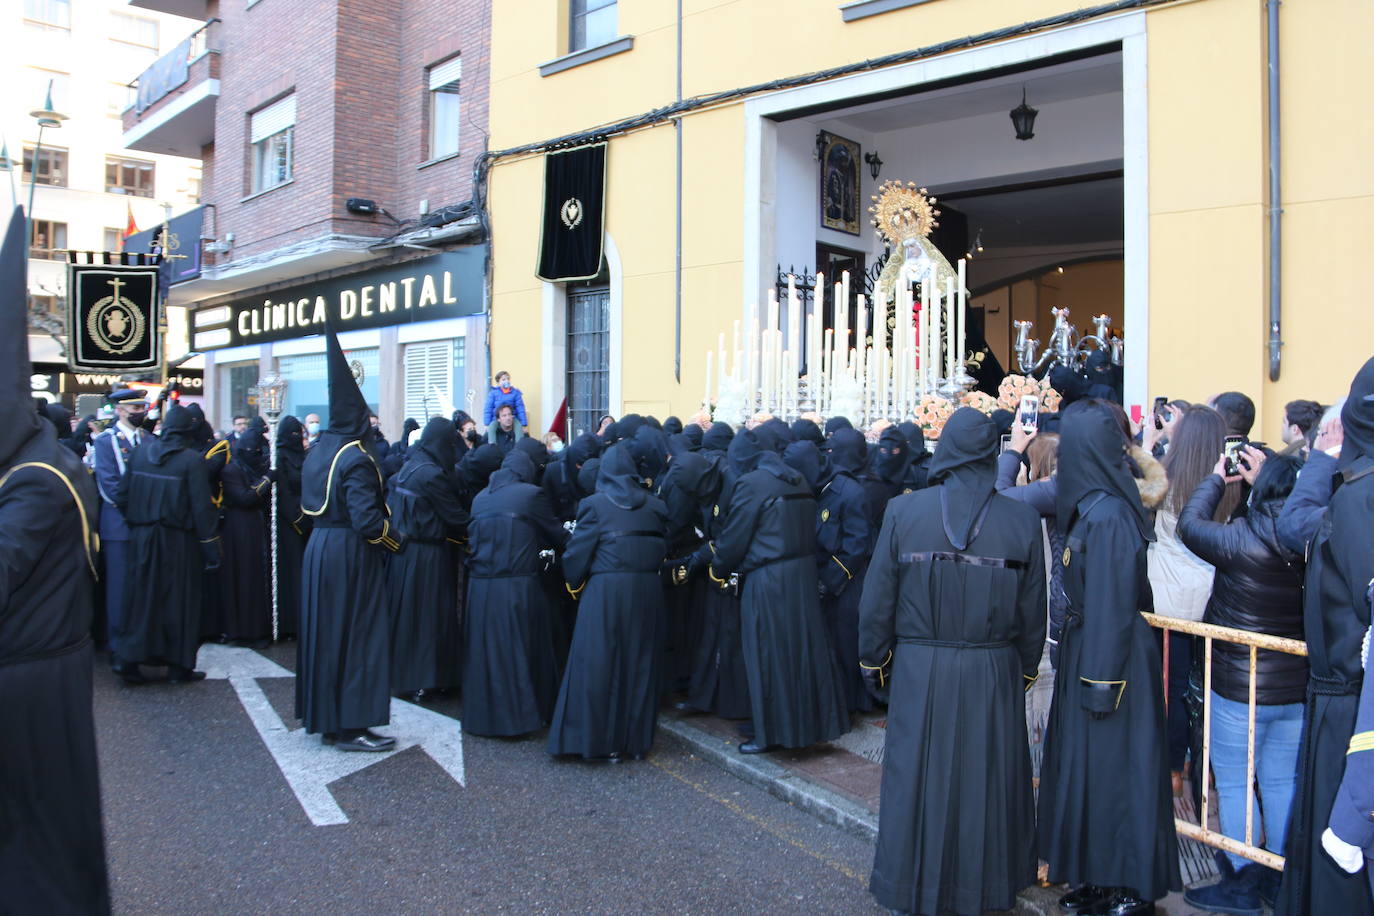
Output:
[123,0,492,435]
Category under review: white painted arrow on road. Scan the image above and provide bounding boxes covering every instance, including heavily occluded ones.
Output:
[197,643,465,827]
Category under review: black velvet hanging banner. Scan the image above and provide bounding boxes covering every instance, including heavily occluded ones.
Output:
[66,259,162,372]
[536,142,607,282]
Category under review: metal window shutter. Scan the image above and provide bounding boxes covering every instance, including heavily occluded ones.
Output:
[251,95,296,143]
[403,341,453,422]
[428,56,462,90]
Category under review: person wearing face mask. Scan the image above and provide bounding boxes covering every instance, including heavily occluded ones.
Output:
[91,387,150,681]
[304,413,322,448]
[483,370,527,432]
[219,423,274,647]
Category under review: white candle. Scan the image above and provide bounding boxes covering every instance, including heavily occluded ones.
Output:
[945,276,956,383]
[732,320,740,376]
[704,350,713,408]
[957,257,967,374]
[855,294,867,390]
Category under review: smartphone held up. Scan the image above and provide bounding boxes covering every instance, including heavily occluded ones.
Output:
[1018,395,1039,433]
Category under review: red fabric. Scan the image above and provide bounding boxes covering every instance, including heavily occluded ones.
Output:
[547,397,567,440]
[122,204,138,241]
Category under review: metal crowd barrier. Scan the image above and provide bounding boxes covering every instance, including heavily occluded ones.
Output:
[1142,612,1309,872]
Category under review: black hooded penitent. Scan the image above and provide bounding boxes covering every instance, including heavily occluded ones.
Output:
[302,325,375,514]
[926,407,998,550]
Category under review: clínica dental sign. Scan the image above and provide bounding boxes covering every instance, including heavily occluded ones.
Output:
[192,248,485,351]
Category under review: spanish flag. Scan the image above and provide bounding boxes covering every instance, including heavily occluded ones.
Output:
[121,203,138,245]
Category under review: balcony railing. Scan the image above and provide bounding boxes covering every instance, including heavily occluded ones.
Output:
[130,18,220,115]
[1143,612,1308,872]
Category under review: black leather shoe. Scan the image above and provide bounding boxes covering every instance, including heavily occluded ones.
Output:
[166,666,207,684]
[1085,890,1154,916]
[111,659,148,685]
[738,740,773,754]
[334,730,395,752]
[672,700,699,713]
[321,733,338,746]
[1059,885,1111,913]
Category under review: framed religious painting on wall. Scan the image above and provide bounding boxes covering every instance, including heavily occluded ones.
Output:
[819,131,861,236]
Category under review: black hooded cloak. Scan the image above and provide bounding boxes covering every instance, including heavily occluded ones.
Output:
[1277,357,1374,916]
[547,444,669,758]
[791,418,825,448]
[219,427,272,642]
[542,431,600,523]
[896,421,933,492]
[274,415,310,639]
[861,426,909,532]
[814,429,876,713]
[1037,401,1179,902]
[701,421,734,455]
[708,430,849,749]
[295,328,400,737]
[858,408,1047,914]
[116,404,221,671]
[462,450,569,736]
[656,434,719,691]
[185,403,228,640]
[388,417,469,695]
[0,208,109,913]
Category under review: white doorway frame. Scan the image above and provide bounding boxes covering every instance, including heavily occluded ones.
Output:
[742,11,1149,408]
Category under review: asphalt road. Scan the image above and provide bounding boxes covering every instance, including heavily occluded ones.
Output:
[93,643,883,915]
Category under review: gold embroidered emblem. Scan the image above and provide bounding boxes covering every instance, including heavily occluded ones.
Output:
[1062,547,1071,566]
[87,276,146,355]
[560,198,584,229]
[820,508,830,522]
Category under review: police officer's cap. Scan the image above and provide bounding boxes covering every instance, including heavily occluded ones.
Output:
[107,388,149,407]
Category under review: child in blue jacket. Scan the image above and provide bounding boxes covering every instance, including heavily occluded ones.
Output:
[483,371,527,428]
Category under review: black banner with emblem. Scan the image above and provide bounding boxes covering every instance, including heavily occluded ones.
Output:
[66,261,161,371]
[536,142,606,282]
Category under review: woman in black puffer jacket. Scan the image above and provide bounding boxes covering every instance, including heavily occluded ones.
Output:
[1177,451,1306,910]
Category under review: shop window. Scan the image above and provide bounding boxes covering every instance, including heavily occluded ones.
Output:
[278,347,379,428]
[24,0,70,31]
[106,156,156,197]
[566,285,610,438]
[403,338,465,421]
[29,219,67,260]
[426,57,462,161]
[250,95,296,194]
[569,0,616,52]
[24,145,67,188]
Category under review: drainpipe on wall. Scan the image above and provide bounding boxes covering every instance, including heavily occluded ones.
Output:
[673,0,684,384]
[1266,0,1283,381]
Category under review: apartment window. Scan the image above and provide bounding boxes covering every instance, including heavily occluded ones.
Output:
[30,219,68,260]
[27,69,69,113]
[107,82,134,116]
[106,157,156,197]
[24,0,70,31]
[427,57,462,161]
[23,146,67,188]
[250,95,296,194]
[569,0,617,52]
[109,12,159,49]
[103,228,125,253]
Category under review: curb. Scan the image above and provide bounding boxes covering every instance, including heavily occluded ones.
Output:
[658,715,879,842]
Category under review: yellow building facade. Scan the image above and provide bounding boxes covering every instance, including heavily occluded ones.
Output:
[486,0,1373,441]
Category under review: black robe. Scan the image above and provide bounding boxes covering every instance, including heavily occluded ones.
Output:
[218,456,271,641]
[295,439,397,735]
[709,436,849,749]
[858,407,1046,915]
[0,437,109,913]
[462,450,568,736]
[199,437,230,640]
[547,445,668,757]
[1278,358,1374,916]
[274,418,310,639]
[1037,402,1179,901]
[656,440,714,691]
[116,413,221,669]
[686,446,750,719]
[387,420,469,694]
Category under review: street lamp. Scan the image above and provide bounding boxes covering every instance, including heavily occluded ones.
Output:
[26,81,69,245]
[254,372,289,640]
[0,139,17,208]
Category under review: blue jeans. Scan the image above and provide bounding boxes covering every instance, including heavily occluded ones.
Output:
[1209,691,1303,870]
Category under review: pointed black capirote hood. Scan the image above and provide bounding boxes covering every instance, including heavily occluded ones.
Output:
[325,325,370,437]
[0,208,47,467]
[927,407,998,550]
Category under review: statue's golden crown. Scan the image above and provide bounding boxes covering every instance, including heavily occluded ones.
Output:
[869,181,941,247]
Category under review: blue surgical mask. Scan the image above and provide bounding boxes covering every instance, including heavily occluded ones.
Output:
[550,442,565,454]
[307,421,320,435]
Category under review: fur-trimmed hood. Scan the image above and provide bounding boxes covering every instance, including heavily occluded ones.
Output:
[1130,445,1169,511]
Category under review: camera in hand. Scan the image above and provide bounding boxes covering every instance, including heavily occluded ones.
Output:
[1018,395,1039,433]
[1152,396,1169,431]
[1222,435,1246,476]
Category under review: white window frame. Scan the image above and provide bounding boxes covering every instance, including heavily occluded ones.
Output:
[569,0,617,53]
[250,95,296,195]
[427,57,462,161]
